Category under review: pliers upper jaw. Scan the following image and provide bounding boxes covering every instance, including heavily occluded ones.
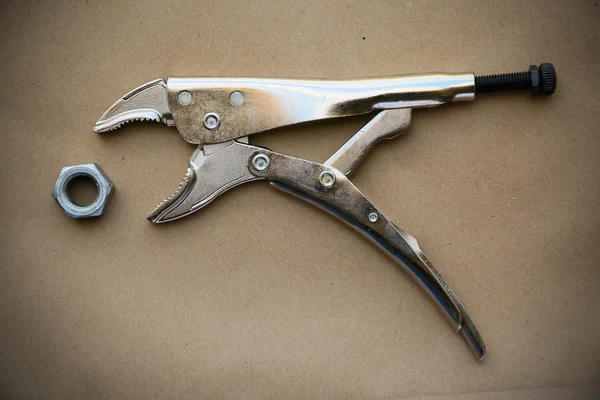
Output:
[93,78,174,133]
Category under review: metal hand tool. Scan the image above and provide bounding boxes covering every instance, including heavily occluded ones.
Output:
[95,63,557,360]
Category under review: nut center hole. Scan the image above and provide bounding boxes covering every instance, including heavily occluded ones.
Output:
[67,175,99,206]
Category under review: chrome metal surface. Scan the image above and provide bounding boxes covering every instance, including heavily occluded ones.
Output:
[229,91,244,106]
[94,79,173,133]
[203,113,221,130]
[149,139,264,223]
[368,212,379,223]
[251,153,270,172]
[177,90,192,105]
[248,149,485,361]
[53,163,114,219]
[325,109,412,175]
[167,73,474,144]
[318,171,336,188]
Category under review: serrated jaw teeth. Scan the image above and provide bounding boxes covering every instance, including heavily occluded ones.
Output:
[147,168,195,223]
[93,78,170,133]
[94,110,163,133]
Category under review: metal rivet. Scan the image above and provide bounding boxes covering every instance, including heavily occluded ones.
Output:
[230,91,244,106]
[203,113,221,130]
[252,154,270,172]
[368,212,379,223]
[319,171,336,188]
[178,91,192,105]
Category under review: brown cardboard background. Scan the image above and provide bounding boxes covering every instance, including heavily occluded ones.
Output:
[1,0,599,399]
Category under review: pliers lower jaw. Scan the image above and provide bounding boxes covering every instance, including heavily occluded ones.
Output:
[147,139,262,223]
[95,66,558,361]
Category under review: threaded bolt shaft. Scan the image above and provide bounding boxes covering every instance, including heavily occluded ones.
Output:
[475,63,556,96]
[475,72,531,93]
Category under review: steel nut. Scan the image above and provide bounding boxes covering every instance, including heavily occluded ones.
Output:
[53,163,114,219]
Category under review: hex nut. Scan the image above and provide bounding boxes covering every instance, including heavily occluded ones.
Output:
[52,163,114,219]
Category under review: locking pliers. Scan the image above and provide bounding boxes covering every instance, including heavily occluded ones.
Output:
[95,63,557,361]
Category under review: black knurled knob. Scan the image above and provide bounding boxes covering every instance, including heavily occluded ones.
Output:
[475,63,556,96]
